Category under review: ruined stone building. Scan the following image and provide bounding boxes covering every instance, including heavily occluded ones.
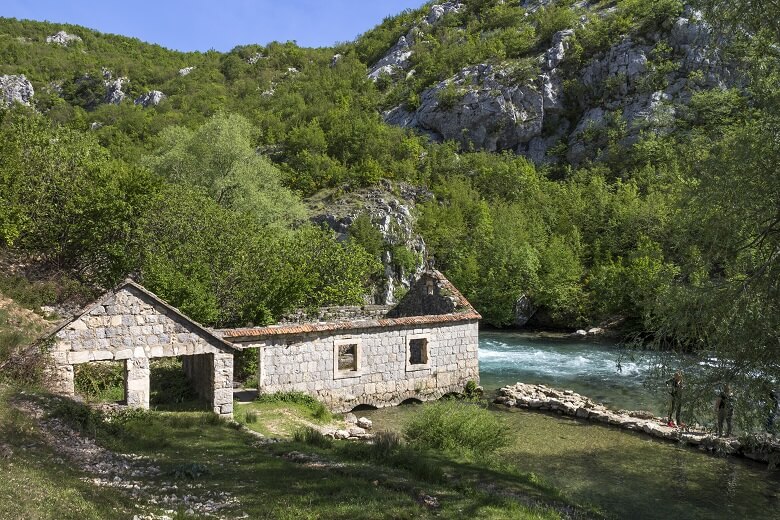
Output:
[46,271,480,417]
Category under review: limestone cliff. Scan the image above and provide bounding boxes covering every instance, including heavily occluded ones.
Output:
[372,2,735,165]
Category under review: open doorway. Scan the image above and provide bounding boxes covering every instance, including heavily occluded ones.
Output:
[74,360,125,404]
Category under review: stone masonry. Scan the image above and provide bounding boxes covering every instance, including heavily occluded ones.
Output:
[222,271,481,412]
[47,280,237,418]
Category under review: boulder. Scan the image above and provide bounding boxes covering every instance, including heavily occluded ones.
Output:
[513,295,537,327]
[46,31,82,46]
[178,66,196,76]
[344,412,358,425]
[334,429,351,440]
[356,417,372,430]
[369,36,413,80]
[330,54,343,68]
[0,75,34,106]
[134,90,166,107]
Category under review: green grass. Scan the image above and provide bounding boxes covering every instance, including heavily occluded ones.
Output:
[0,387,154,519]
[0,386,578,519]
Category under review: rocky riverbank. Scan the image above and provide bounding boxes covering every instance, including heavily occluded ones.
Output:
[495,383,780,467]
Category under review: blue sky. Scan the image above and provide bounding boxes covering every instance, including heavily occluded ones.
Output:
[2,1,428,52]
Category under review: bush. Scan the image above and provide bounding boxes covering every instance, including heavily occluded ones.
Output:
[293,426,332,448]
[74,362,125,402]
[403,400,510,457]
[150,358,198,405]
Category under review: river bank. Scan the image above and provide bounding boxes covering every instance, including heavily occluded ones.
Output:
[495,382,780,466]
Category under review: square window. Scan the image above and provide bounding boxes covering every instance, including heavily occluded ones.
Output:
[409,338,428,365]
[334,339,361,379]
[338,343,358,372]
[406,335,430,372]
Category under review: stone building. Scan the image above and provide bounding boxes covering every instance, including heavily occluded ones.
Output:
[46,280,236,418]
[45,270,480,417]
[221,270,481,412]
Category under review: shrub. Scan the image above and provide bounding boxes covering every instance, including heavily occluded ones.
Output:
[244,410,259,424]
[150,358,198,405]
[293,426,332,448]
[74,362,125,402]
[403,400,510,457]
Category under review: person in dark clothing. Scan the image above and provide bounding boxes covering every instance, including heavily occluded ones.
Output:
[716,383,734,437]
[667,371,683,427]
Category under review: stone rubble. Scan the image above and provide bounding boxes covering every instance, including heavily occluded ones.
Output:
[495,382,780,465]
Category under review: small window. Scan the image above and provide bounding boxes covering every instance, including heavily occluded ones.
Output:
[334,339,361,379]
[425,279,435,296]
[338,344,358,372]
[409,338,428,365]
[406,335,430,372]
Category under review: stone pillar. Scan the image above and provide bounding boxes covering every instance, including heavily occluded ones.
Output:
[47,364,75,396]
[256,347,264,391]
[211,352,234,418]
[125,357,150,409]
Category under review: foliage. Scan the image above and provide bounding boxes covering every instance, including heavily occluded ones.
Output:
[74,362,124,402]
[403,400,511,457]
[256,391,331,422]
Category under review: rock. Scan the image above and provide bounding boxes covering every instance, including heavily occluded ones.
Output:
[386,63,544,153]
[587,327,604,336]
[178,66,195,76]
[330,54,343,68]
[46,31,82,46]
[0,74,34,106]
[90,122,103,131]
[513,294,536,327]
[356,417,372,430]
[287,67,299,74]
[344,412,358,425]
[134,90,166,107]
[543,29,575,71]
[334,429,351,440]
[572,329,587,337]
[247,53,265,64]
[104,77,128,105]
[369,35,413,81]
[425,2,464,25]
[348,426,366,436]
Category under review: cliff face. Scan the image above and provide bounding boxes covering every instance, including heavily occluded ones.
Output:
[371,2,735,165]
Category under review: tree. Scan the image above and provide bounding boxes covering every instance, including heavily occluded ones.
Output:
[148,112,305,228]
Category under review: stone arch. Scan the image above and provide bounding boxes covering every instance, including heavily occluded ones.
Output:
[350,403,378,412]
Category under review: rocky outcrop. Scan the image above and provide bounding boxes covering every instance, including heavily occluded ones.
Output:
[46,31,82,46]
[0,74,34,106]
[368,2,463,81]
[310,183,430,304]
[387,63,544,152]
[178,66,196,76]
[104,77,128,105]
[380,5,735,165]
[134,90,166,107]
[495,383,780,465]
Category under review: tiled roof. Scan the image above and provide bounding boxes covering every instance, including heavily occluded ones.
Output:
[221,270,480,340]
[220,310,481,340]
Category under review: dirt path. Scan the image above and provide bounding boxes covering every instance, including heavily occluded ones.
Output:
[12,395,240,519]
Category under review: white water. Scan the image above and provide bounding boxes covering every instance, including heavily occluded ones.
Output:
[479,330,660,412]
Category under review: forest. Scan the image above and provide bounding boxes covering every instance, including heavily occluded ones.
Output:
[1,0,778,400]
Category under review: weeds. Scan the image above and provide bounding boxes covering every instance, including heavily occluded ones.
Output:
[403,399,510,457]
[293,426,333,448]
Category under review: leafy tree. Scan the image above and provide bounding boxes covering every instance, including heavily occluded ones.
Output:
[148,113,305,227]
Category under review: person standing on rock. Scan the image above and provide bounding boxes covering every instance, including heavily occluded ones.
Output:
[667,371,683,427]
[715,383,734,437]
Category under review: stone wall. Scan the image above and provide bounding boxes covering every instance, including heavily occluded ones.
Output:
[49,282,235,418]
[238,319,479,412]
[281,305,393,324]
